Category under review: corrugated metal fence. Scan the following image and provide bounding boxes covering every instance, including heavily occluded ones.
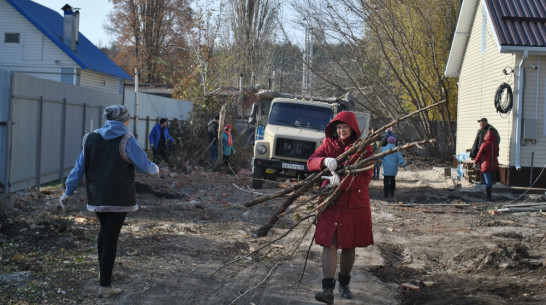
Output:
[0,71,192,196]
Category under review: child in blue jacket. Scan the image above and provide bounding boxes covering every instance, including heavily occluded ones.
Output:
[379,136,407,198]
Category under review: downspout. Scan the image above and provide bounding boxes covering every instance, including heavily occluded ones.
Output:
[515,50,528,171]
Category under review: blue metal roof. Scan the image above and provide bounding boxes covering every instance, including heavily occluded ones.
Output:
[7,0,132,80]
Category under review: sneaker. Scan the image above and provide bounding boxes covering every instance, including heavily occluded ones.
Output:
[98,286,123,297]
[339,284,353,299]
[315,287,334,304]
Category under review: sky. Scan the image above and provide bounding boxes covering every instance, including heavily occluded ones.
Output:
[31,0,304,47]
[32,0,114,47]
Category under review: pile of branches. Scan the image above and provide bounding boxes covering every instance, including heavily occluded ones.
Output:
[245,100,445,238]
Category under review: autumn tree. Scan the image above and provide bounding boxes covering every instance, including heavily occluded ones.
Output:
[286,0,460,157]
[171,0,225,100]
[105,0,192,83]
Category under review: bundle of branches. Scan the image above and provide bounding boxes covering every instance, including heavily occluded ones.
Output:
[244,100,446,238]
[209,101,446,296]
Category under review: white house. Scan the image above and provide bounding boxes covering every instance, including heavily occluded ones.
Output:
[0,0,131,93]
[445,0,546,187]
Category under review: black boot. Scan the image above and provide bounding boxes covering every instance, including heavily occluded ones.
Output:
[315,278,335,304]
[338,273,353,299]
[486,187,492,201]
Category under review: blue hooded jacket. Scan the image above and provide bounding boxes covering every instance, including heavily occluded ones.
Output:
[149,123,175,149]
[379,143,406,176]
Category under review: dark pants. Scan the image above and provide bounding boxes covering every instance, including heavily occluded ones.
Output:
[383,176,396,197]
[209,144,218,165]
[153,146,169,163]
[96,212,127,287]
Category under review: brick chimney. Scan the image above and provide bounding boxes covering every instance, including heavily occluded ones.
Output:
[61,4,79,50]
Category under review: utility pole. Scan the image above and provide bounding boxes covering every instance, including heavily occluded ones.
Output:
[134,68,139,139]
[302,26,313,96]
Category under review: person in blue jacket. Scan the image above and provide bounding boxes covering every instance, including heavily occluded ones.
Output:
[149,118,175,163]
[379,136,407,198]
[59,105,159,297]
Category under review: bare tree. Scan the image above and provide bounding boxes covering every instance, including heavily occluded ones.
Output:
[285,0,460,157]
[171,0,226,98]
[226,0,280,87]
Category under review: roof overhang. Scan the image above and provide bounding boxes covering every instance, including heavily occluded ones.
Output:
[499,46,546,54]
[444,0,479,77]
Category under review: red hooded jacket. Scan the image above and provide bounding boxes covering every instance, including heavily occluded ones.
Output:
[474,131,499,173]
[307,111,374,249]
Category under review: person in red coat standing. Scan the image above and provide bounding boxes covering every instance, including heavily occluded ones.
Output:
[307,111,374,304]
[474,131,499,200]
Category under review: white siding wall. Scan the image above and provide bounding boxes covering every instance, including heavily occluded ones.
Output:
[80,70,123,94]
[0,1,124,94]
[0,1,77,82]
[519,54,546,167]
[457,2,515,166]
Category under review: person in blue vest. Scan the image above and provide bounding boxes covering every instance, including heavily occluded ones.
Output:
[59,105,159,297]
[149,118,175,164]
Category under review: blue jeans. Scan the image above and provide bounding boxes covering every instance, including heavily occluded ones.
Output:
[483,172,493,188]
[373,163,381,178]
[209,144,218,165]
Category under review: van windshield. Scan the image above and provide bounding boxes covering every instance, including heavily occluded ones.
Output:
[269,103,333,130]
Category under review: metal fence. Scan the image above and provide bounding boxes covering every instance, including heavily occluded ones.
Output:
[0,71,192,195]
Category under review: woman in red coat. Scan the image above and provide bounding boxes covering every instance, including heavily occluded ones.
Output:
[307,111,374,304]
[474,131,499,200]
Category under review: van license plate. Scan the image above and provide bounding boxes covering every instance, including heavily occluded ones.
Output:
[282,163,304,170]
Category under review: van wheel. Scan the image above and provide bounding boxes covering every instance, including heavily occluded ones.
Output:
[252,165,264,189]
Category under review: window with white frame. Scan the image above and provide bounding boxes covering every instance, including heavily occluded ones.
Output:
[60,67,80,85]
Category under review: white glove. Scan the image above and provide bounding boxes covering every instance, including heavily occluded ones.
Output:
[324,157,338,172]
[321,173,340,187]
[59,193,71,210]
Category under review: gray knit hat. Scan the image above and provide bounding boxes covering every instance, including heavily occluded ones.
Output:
[104,105,129,122]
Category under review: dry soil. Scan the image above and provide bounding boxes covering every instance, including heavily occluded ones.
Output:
[1,162,545,305]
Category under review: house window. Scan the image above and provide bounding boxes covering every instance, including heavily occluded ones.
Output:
[75,68,81,85]
[61,67,75,84]
[5,33,20,43]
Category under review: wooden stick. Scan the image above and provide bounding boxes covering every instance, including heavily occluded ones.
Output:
[229,262,281,305]
[244,171,325,207]
[209,214,315,278]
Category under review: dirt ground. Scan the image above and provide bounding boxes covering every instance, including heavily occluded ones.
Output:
[1,159,545,305]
